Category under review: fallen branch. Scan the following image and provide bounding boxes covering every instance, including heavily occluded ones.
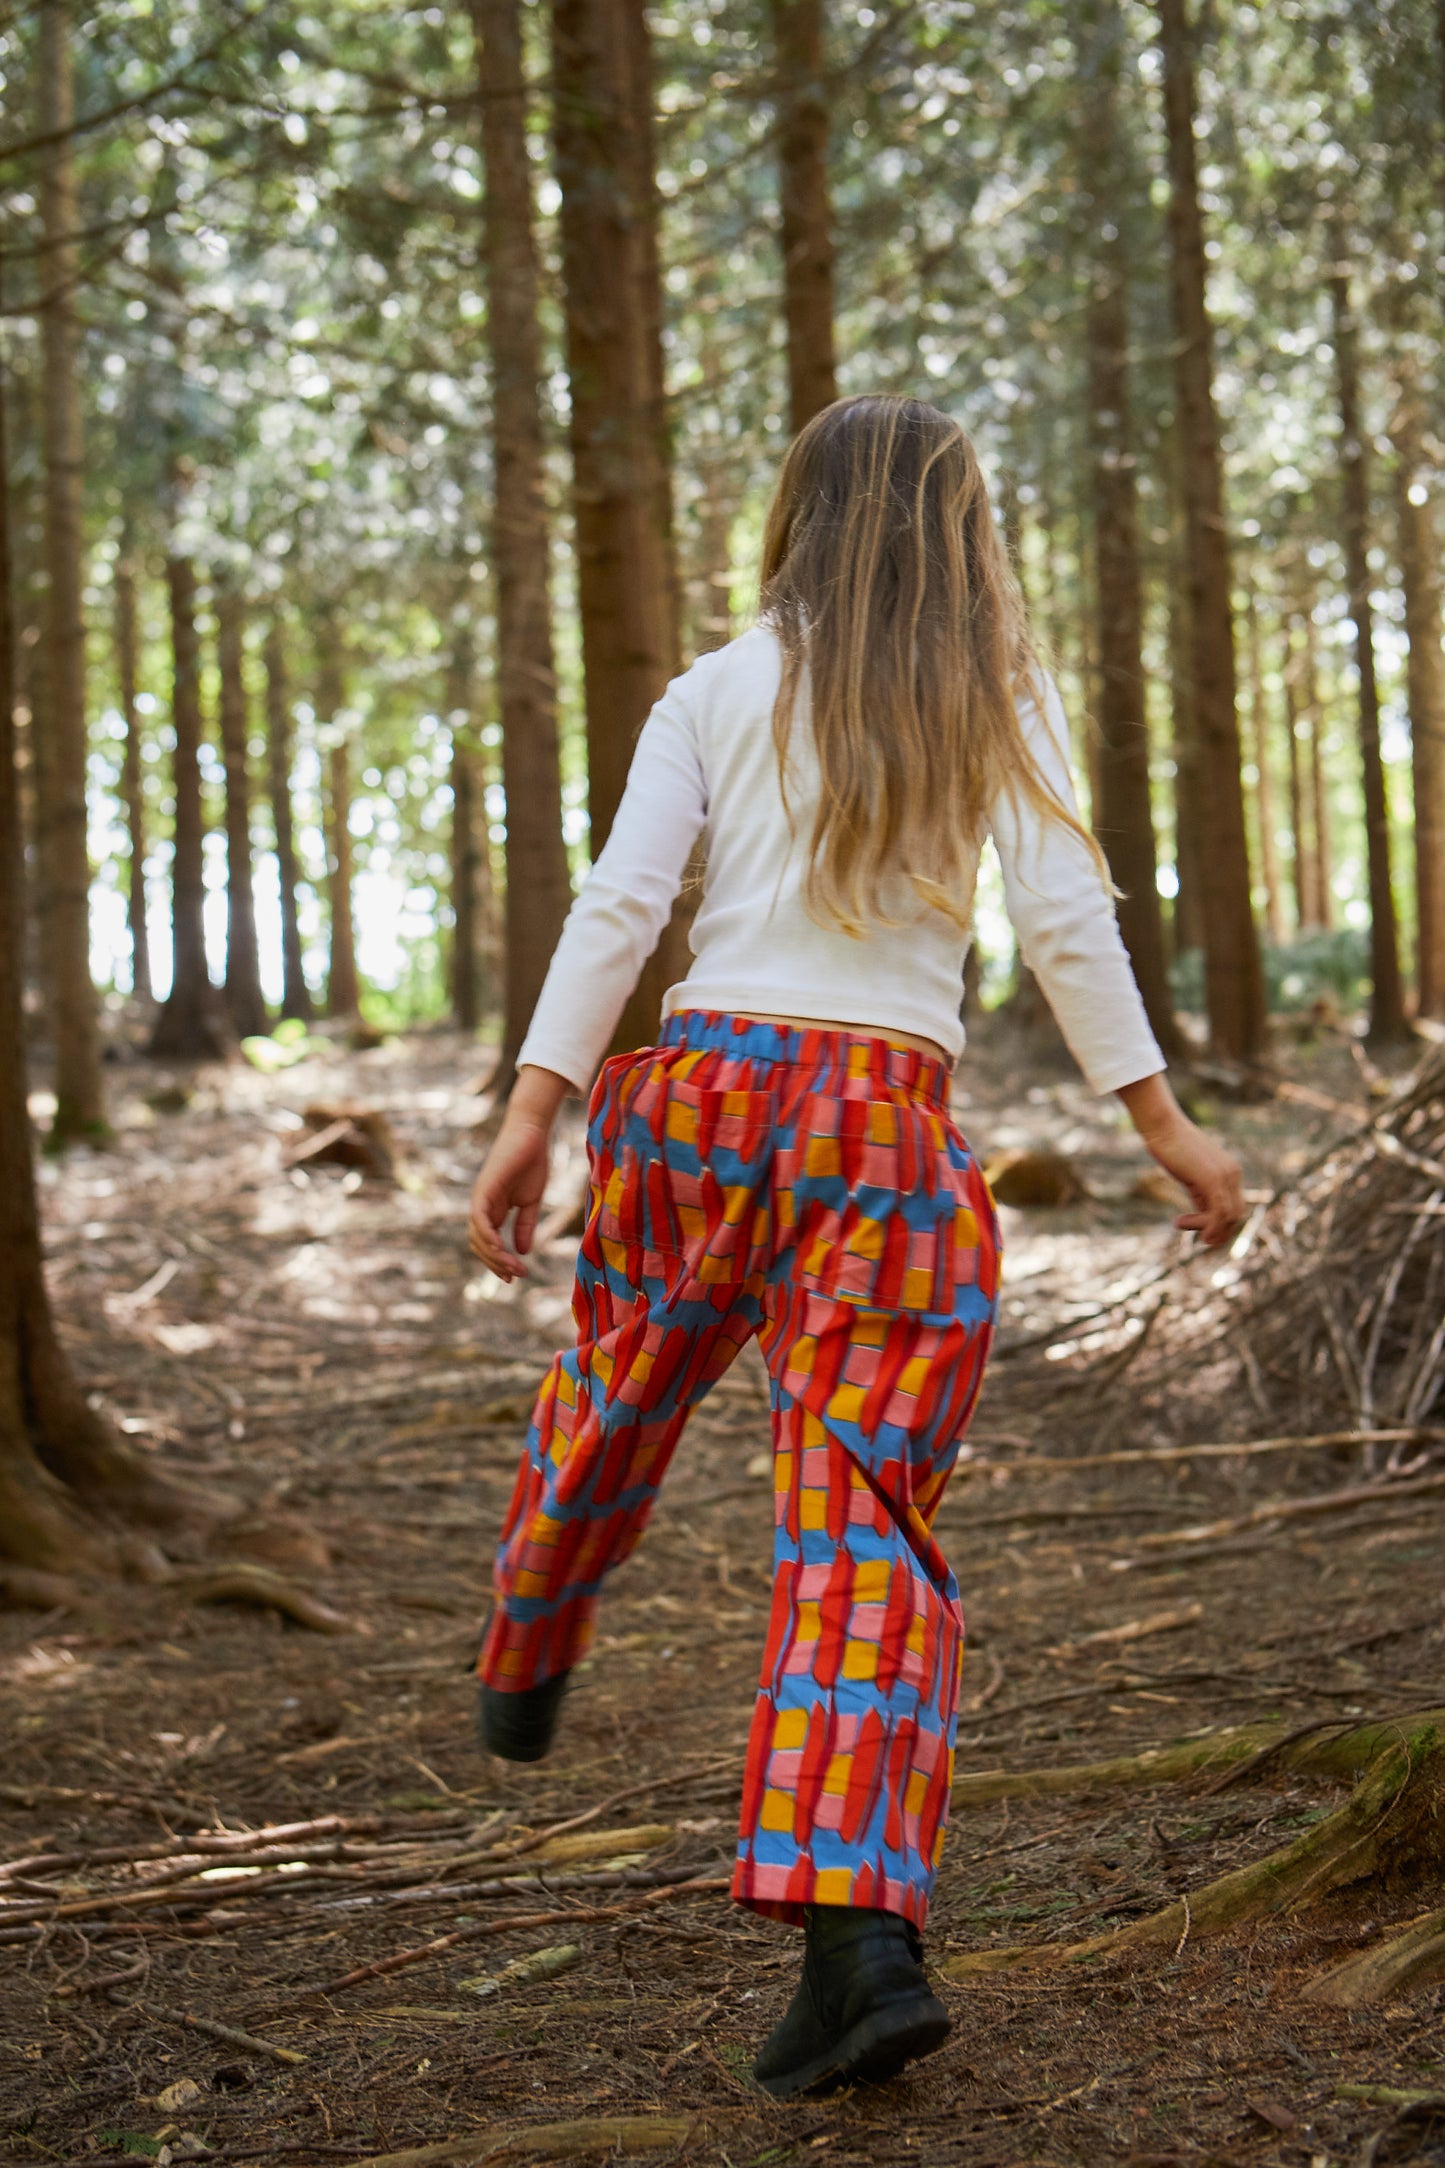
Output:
[1047,1604,1203,1658]
[1126,1470,1445,1551]
[138,2001,307,2065]
[962,1427,1435,1475]
[341,2118,695,2168]
[311,1875,729,1996]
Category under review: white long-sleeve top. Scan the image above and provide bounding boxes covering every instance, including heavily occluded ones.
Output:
[516,623,1165,1096]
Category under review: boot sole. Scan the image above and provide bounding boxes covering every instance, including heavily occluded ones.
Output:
[755,1993,951,2099]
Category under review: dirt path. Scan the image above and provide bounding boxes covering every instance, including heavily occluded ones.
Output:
[3,1028,1441,2167]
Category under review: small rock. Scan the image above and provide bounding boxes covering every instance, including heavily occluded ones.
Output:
[156,2079,205,2113]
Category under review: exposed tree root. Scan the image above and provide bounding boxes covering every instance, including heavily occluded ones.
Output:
[170,1563,358,1634]
[0,1563,80,1610]
[950,1706,1445,1807]
[1301,1906,1445,2007]
[944,1715,1445,1987]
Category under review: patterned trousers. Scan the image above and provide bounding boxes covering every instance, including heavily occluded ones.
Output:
[478,1010,999,1928]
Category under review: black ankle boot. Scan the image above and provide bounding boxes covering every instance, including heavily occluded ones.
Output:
[752,1904,950,2098]
[477,1671,570,1763]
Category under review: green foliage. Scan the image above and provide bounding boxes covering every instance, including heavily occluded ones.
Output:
[1171,926,1372,1016]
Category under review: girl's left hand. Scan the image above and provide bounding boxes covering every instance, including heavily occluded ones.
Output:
[468,1114,553,1281]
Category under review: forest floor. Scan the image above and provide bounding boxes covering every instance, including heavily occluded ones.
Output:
[2,1019,1443,2168]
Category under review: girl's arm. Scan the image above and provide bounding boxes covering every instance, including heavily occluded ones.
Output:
[512,675,709,1092]
[989,672,1168,1098]
[991,674,1244,1247]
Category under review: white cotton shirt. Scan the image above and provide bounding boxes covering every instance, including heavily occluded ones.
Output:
[516,623,1165,1097]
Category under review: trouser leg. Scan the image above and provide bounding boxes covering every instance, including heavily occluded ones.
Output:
[479,1044,765,1693]
[732,1283,992,1930]
[478,1266,757,1691]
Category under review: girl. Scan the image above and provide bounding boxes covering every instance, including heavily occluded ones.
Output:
[467,395,1243,2099]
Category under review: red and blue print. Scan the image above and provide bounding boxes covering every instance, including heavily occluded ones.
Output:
[478,1009,1000,1929]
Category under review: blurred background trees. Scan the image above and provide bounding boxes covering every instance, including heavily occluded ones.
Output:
[2,0,1442,1101]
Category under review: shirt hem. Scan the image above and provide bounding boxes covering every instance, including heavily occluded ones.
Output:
[663,981,966,1063]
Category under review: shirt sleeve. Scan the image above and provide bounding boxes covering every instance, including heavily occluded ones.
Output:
[514,672,708,1092]
[988,671,1166,1096]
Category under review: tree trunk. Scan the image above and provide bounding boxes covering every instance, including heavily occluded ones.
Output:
[148,555,229,1061]
[1077,0,1182,1060]
[318,630,359,1022]
[468,0,573,1080]
[0,328,196,1567]
[1301,604,1334,931]
[1245,587,1285,945]
[1154,0,1266,1060]
[216,584,267,1039]
[1282,616,1311,936]
[113,541,151,1002]
[446,617,495,1035]
[1390,383,1445,1021]
[772,0,838,433]
[1166,522,1204,958]
[37,0,105,1144]
[689,316,736,660]
[690,458,735,658]
[262,618,311,1022]
[552,0,683,1054]
[1331,270,1407,1045]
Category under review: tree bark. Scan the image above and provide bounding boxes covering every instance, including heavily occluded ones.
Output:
[216,584,267,1039]
[772,0,838,433]
[689,457,735,658]
[1166,519,1204,958]
[37,0,105,1143]
[1245,587,1285,946]
[446,616,495,1034]
[262,618,311,1023]
[1301,604,1333,931]
[317,629,359,1022]
[552,0,683,1054]
[1077,0,1182,1060]
[0,325,195,1567]
[1154,0,1266,1060]
[1282,616,1310,936]
[1390,383,1445,1021]
[468,0,573,1079]
[1330,270,1408,1045]
[113,541,151,1002]
[148,555,229,1061]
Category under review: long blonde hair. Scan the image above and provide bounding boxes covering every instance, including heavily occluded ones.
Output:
[760,393,1107,935]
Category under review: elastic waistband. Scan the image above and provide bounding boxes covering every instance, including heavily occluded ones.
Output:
[660,1008,953,1108]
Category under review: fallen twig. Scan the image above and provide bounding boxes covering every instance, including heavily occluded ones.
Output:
[339,2118,695,2168]
[310,1875,730,1996]
[1126,1470,1445,1550]
[136,2000,307,2065]
[961,1426,1437,1475]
